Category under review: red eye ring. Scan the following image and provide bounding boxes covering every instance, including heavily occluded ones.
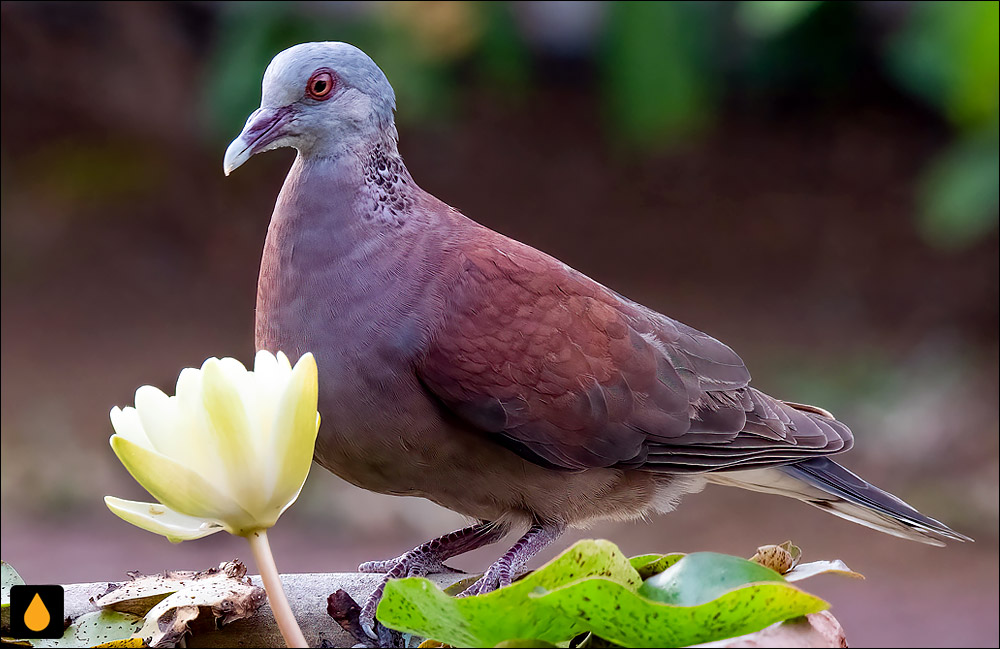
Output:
[306,69,336,100]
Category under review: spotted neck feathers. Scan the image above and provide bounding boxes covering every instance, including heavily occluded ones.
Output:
[360,139,415,227]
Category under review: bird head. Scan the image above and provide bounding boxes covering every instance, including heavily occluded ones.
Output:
[224,42,396,175]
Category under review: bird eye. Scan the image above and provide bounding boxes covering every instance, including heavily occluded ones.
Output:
[306,70,336,100]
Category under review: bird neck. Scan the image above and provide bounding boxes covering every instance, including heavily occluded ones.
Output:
[266,134,435,280]
[257,138,448,369]
[358,137,417,227]
[293,133,416,228]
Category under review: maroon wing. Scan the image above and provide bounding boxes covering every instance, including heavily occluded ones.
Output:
[417,230,852,472]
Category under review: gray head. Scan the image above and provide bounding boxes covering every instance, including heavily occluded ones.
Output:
[224,42,396,174]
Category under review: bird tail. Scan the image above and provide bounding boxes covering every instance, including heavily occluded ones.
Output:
[707,457,972,546]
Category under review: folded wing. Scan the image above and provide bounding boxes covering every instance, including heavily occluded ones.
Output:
[417,230,852,472]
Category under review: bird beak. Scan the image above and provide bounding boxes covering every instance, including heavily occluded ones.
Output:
[223,106,293,176]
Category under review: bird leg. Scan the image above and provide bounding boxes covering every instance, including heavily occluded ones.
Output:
[459,522,566,597]
[358,521,509,638]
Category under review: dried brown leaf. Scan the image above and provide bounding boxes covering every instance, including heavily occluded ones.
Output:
[105,561,265,648]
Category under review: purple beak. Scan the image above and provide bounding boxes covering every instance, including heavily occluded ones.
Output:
[223,106,293,175]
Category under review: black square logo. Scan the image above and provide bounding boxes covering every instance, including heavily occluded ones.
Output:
[9,585,64,639]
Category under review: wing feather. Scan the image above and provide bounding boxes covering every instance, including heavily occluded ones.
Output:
[417,230,853,472]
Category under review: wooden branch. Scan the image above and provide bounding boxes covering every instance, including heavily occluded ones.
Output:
[60,572,846,648]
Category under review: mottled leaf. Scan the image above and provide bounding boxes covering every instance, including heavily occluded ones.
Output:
[639,552,786,606]
[629,553,686,580]
[2,560,26,630]
[378,542,827,648]
[378,540,641,647]
[749,541,801,574]
[542,577,826,648]
[28,610,143,648]
[130,561,266,648]
[94,560,250,616]
[1,561,25,605]
[93,639,145,648]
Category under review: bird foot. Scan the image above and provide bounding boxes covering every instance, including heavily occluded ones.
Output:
[357,522,509,638]
[359,548,444,640]
[457,560,515,597]
[458,522,566,597]
[358,551,462,576]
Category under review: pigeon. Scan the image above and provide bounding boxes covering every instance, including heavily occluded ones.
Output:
[224,42,970,635]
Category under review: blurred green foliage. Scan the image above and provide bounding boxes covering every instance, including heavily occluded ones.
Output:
[888,1,998,129]
[205,1,998,248]
[887,1,999,249]
[205,2,528,135]
[601,2,720,148]
[736,1,823,38]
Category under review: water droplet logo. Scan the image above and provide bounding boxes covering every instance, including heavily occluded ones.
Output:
[9,584,64,639]
[24,592,51,632]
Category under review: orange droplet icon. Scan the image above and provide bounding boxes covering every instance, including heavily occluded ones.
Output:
[24,592,51,632]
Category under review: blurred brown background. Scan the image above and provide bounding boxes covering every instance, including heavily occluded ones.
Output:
[1,2,997,647]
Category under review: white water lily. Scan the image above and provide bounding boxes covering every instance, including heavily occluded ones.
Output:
[105,350,318,647]
[104,350,319,540]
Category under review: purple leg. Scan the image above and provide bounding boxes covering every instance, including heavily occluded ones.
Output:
[459,522,565,597]
[358,521,508,637]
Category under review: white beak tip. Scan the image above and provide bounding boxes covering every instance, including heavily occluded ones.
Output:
[223,138,250,177]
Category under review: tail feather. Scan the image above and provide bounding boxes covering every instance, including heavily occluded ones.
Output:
[707,457,971,546]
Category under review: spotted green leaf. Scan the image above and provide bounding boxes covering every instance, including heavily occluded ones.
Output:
[2,560,26,630]
[25,610,143,648]
[377,540,640,647]
[2,560,25,606]
[639,552,786,606]
[629,553,686,580]
[540,576,826,648]
[378,541,828,648]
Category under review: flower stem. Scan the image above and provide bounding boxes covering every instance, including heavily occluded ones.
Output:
[247,529,308,648]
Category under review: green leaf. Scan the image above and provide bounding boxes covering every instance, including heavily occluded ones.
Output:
[377,540,641,647]
[2,560,26,607]
[639,552,785,606]
[378,542,827,648]
[629,553,686,580]
[26,610,143,648]
[442,575,482,597]
[539,577,826,648]
[2,560,26,630]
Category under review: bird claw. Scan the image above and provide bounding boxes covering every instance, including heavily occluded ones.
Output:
[457,562,513,597]
[359,553,462,576]
[354,523,513,643]
[358,550,456,639]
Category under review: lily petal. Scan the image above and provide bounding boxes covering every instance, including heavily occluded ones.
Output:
[269,352,319,508]
[110,435,253,531]
[110,406,153,449]
[104,496,224,543]
[173,366,220,479]
[201,359,264,511]
[250,350,284,457]
[134,385,185,463]
[218,357,258,439]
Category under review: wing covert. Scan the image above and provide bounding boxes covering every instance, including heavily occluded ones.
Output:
[417,230,851,472]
